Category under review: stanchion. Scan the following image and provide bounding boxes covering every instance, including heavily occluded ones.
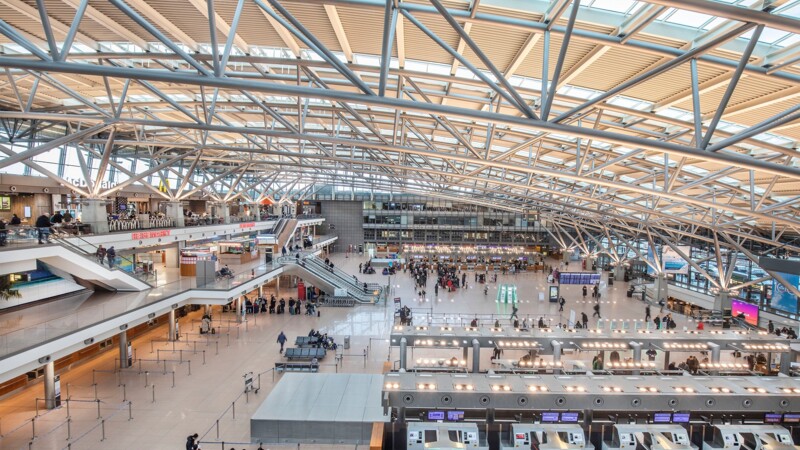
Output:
[202,350,206,365]
[66,417,71,440]
[232,401,236,420]
[188,360,192,376]
[30,417,35,439]
[93,383,98,400]
[144,371,149,387]
[172,371,175,388]
[121,383,127,402]
[216,419,220,439]
[100,419,105,441]
[216,341,219,355]
[128,401,133,420]
[151,384,155,403]
[96,399,101,419]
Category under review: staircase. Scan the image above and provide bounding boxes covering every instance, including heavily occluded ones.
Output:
[277,255,383,304]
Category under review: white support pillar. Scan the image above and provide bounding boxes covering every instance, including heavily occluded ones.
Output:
[164,201,185,227]
[43,361,56,409]
[168,309,176,342]
[163,241,184,269]
[81,198,109,234]
[212,202,230,224]
[714,290,732,314]
[614,264,626,281]
[653,273,669,303]
[119,330,130,369]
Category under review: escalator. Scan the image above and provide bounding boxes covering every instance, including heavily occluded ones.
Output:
[277,255,382,304]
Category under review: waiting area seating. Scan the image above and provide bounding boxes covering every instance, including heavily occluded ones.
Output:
[283,347,326,361]
[274,361,320,373]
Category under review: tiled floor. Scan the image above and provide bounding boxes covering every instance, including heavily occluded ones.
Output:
[0,253,730,450]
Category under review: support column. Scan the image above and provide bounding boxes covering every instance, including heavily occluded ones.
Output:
[276,277,281,296]
[551,340,563,363]
[664,350,671,371]
[780,350,797,376]
[653,273,669,303]
[212,202,230,224]
[709,342,721,364]
[714,291,732,314]
[630,341,642,375]
[472,339,480,373]
[43,361,56,409]
[169,309,176,342]
[463,346,469,363]
[235,297,242,323]
[119,330,130,369]
[81,198,109,234]
[399,338,407,370]
[614,264,626,281]
[164,201,185,227]
[163,241,184,269]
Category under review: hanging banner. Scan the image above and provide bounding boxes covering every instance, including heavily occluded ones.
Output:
[662,246,690,274]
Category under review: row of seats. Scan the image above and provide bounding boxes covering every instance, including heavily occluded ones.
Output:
[283,347,326,360]
[275,362,319,373]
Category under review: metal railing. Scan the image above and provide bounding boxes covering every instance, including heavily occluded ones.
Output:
[277,256,381,303]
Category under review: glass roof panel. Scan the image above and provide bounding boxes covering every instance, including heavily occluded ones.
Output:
[588,0,638,13]
[665,9,715,27]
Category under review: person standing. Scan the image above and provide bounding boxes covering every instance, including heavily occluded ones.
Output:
[768,320,774,333]
[96,245,107,264]
[277,331,287,353]
[106,246,116,268]
[558,296,565,312]
[645,305,651,322]
[581,312,589,329]
[186,433,199,450]
[582,285,587,298]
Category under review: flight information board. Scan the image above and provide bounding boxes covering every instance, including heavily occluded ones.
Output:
[559,272,601,285]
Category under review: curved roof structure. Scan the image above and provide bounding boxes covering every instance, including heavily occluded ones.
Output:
[0,0,799,247]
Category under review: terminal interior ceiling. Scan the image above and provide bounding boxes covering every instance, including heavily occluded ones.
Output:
[0,0,799,250]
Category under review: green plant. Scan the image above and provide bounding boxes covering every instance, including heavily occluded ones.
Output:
[0,276,21,300]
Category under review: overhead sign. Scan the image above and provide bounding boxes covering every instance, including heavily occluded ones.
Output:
[239,222,255,229]
[662,246,690,274]
[132,230,171,240]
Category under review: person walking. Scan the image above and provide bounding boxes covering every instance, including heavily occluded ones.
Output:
[96,245,107,264]
[510,305,518,320]
[277,331,287,353]
[558,296,565,312]
[592,303,601,319]
[582,285,587,298]
[106,246,116,268]
[35,214,52,244]
[645,305,651,322]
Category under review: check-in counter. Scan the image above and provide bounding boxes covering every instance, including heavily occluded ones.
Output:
[407,422,487,449]
[603,424,697,450]
[500,423,592,450]
[703,425,800,450]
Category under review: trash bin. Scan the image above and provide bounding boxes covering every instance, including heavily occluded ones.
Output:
[608,275,614,286]
[344,335,351,349]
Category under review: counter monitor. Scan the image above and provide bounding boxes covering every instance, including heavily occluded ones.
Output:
[560,412,579,423]
[782,413,800,423]
[672,413,691,423]
[764,413,783,424]
[447,411,465,422]
[541,412,559,423]
[653,413,672,424]
[427,411,445,421]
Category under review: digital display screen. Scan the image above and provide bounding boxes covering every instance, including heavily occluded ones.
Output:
[653,413,672,423]
[782,414,800,423]
[515,433,528,440]
[672,413,690,423]
[731,299,759,326]
[558,272,601,285]
[541,412,559,422]
[427,411,445,421]
[765,413,783,424]
[447,411,464,421]
[772,272,800,315]
[561,412,579,423]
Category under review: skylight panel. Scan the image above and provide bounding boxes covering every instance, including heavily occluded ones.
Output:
[590,0,638,13]
[665,9,714,28]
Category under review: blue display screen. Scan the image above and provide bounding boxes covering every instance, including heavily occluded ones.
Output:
[560,412,579,423]
[447,411,464,421]
[427,411,445,421]
[782,413,800,423]
[672,413,690,423]
[541,412,559,422]
[765,413,783,424]
[653,413,672,423]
